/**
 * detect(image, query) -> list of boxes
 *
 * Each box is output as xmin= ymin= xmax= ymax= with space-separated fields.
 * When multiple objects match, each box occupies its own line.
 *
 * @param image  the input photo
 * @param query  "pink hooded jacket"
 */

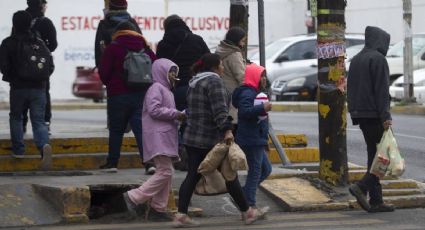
xmin=142 ymin=58 xmax=181 ymax=163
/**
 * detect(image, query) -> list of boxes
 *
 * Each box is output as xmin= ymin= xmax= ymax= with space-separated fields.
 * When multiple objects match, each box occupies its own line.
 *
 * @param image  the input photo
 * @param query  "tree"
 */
xmin=316 ymin=0 xmax=348 ymax=185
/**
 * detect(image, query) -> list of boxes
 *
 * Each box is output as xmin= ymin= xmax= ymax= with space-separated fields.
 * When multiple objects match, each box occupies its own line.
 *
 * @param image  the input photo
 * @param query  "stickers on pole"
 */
xmin=317 ymin=42 xmax=345 ymax=60
xmin=230 ymin=0 xmax=248 ymax=6
xmin=310 ymin=0 xmax=317 ymax=17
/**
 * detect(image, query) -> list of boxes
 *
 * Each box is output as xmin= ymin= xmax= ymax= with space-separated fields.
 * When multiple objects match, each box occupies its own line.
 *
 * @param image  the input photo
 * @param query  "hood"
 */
xmin=215 ymin=40 xmax=241 ymax=58
xmin=188 ymin=72 xmax=220 ymax=88
xmin=113 ymin=34 xmax=146 ymax=51
xmin=106 ymin=11 xmax=132 ymax=25
xmin=162 ymin=19 xmax=192 ymax=45
xmin=243 ymin=63 xmax=265 ymax=91
xmin=25 ymin=7 xmax=44 ymax=18
xmin=152 ymin=58 xmax=178 ymax=89
xmin=365 ymin=26 xmax=391 ymax=56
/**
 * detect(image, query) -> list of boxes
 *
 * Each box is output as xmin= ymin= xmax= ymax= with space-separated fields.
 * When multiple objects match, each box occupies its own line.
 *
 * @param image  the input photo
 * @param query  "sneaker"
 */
xmin=173 ymin=212 xmax=199 ymax=228
xmin=243 ymin=207 xmax=262 ymax=225
xmin=147 ymin=208 xmax=173 ymax=222
xmin=11 ymin=153 xmax=25 ymax=159
xmin=100 ymin=162 xmax=118 ymax=173
xmin=368 ymin=203 xmax=395 ymax=213
xmin=123 ymin=192 xmax=138 ymax=217
xmin=39 ymin=144 xmax=52 ymax=170
xmin=349 ymin=184 xmax=370 ymax=211
xmin=145 ymin=166 xmax=156 ymax=175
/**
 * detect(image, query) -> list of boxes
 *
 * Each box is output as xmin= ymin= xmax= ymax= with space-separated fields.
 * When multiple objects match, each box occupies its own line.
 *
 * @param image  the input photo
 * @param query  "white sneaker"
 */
xmin=40 ymin=144 xmax=52 ymax=170
xmin=173 ymin=212 xmax=199 ymax=228
xmin=242 ymin=207 xmax=262 ymax=225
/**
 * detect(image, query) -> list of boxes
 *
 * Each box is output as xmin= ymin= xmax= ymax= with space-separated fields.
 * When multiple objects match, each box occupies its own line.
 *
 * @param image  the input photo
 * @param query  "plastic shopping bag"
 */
xmin=370 ymin=129 xmax=405 ymax=178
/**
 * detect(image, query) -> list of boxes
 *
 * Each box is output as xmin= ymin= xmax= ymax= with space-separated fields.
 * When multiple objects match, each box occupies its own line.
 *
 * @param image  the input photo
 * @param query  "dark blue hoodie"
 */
xmin=232 ymin=63 xmax=268 ymax=146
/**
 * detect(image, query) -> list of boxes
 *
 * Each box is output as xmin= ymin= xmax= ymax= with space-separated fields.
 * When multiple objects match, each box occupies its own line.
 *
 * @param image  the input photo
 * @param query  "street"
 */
xmin=8 ymin=209 xmax=425 ymax=230
xmin=270 ymin=111 xmax=425 ymax=183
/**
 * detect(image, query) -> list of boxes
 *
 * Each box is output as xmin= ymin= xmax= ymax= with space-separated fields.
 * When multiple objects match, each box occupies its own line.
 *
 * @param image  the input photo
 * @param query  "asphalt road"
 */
xmin=270 ymin=111 xmax=425 ymax=183
xmin=9 ymin=209 xmax=425 ymax=230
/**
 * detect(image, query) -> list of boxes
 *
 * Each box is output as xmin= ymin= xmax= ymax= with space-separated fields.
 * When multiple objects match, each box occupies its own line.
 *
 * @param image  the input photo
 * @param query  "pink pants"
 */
xmin=127 ymin=155 xmax=174 ymax=212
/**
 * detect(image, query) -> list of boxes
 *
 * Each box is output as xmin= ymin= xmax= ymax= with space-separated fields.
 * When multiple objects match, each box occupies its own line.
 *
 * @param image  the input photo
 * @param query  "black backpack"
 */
xmin=113 ymin=42 xmax=153 ymax=89
xmin=15 ymin=33 xmax=53 ymax=82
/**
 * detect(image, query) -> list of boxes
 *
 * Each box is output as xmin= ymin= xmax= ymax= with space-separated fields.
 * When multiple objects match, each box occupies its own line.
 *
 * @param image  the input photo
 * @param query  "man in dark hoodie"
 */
xmin=156 ymin=15 xmax=210 ymax=111
xmin=0 ymin=10 xmax=52 ymax=170
xmin=23 ymin=0 xmax=57 ymax=134
xmin=347 ymin=26 xmax=394 ymax=213
xmin=94 ymin=0 xmax=141 ymax=68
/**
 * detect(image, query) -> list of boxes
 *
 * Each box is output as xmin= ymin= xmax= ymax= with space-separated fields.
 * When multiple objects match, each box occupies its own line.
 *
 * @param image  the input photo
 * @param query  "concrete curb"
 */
xmin=33 ymin=184 xmax=90 ymax=223
xmin=260 ymin=172 xmax=425 ymax=212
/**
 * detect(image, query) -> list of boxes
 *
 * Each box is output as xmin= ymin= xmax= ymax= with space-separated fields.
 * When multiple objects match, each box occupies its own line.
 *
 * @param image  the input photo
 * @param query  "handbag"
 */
xmin=195 ymin=170 xmax=227 ymax=196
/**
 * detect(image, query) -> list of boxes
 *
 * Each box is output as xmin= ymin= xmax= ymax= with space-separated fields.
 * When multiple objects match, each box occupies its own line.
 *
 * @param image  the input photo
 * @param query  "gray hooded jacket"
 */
xmin=347 ymin=26 xmax=392 ymax=123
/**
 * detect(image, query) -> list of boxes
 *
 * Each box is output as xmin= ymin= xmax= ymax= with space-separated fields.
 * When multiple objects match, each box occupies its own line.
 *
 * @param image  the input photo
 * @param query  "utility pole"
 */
xmin=403 ymin=0 xmax=415 ymax=103
xmin=316 ymin=0 xmax=348 ymax=186
xmin=229 ymin=0 xmax=249 ymax=58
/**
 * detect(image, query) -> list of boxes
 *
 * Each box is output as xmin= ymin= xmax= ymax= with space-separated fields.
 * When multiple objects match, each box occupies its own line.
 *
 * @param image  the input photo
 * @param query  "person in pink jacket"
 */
xmin=123 ymin=58 xmax=186 ymax=221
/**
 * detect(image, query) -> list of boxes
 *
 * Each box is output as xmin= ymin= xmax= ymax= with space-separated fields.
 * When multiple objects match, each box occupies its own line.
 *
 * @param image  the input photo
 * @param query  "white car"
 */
xmin=386 ymin=34 xmax=425 ymax=83
xmin=389 ymin=68 xmax=425 ymax=104
xmin=250 ymin=34 xmax=365 ymax=83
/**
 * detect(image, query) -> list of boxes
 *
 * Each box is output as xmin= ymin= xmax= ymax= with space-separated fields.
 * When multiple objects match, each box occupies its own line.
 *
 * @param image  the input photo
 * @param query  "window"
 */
xmin=279 ymin=40 xmax=317 ymax=61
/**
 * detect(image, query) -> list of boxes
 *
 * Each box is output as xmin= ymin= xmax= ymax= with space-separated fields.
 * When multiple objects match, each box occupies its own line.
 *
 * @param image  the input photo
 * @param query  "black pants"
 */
xmin=356 ymin=118 xmax=384 ymax=206
xmin=178 ymin=145 xmax=249 ymax=214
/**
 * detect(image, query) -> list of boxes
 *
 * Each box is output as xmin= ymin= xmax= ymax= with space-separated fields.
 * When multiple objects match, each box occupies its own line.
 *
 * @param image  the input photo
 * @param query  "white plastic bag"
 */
xmin=370 ymin=129 xmax=405 ymax=178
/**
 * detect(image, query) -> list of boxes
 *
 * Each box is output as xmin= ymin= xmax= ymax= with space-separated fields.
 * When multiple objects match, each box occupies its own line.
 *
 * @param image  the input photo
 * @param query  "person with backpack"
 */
xmin=95 ymin=0 xmax=141 ymax=68
xmin=156 ymin=14 xmax=210 ymax=171
xmin=123 ymin=58 xmax=185 ymax=221
xmin=22 ymin=0 xmax=57 ymax=134
xmin=0 ymin=10 xmax=53 ymax=170
xmin=98 ymin=21 xmax=156 ymax=173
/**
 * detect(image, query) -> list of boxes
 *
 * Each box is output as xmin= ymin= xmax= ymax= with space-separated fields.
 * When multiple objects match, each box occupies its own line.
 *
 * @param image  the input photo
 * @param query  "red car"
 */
xmin=72 ymin=66 xmax=105 ymax=103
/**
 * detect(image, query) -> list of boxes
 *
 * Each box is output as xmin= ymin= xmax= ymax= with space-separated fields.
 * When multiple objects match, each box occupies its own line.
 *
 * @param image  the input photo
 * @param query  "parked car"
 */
xmin=270 ymin=43 xmax=364 ymax=101
xmin=270 ymin=67 xmax=317 ymax=101
xmin=386 ymin=34 xmax=425 ymax=83
xmin=250 ymin=34 xmax=364 ymax=83
xmin=389 ymin=68 xmax=425 ymax=104
xmin=72 ymin=66 xmax=105 ymax=103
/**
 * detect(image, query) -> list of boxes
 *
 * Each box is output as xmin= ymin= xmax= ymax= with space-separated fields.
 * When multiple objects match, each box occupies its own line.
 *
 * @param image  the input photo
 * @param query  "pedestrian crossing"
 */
xmin=28 ymin=211 xmax=424 ymax=230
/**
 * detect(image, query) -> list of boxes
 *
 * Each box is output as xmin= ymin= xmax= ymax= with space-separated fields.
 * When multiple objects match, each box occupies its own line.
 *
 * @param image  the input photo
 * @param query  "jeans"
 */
xmin=9 ymin=88 xmax=49 ymax=155
xmin=356 ymin=118 xmax=384 ymax=206
xmin=22 ymin=81 xmax=51 ymax=127
xmin=106 ymin=92 xmax=145 ymax=165
xmin=178 ymin=145 xmax=249 ymax=214
xmin=240 ymin=145 xmax=272 ymax=206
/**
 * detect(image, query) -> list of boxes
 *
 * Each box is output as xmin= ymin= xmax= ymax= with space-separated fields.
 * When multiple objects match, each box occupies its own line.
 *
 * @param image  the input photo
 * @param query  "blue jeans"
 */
xmin=241 ymin=145 xmax=272 ymax=207
xmin=107 ymin=92 xmax=145 ymax=165
xmin=9 ymin=88 xmax=49 ymax=155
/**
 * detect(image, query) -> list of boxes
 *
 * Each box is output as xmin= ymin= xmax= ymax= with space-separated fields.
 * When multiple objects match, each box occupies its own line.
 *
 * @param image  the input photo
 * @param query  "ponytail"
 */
xmin=191 ymin=53 xmax=221 ymax=75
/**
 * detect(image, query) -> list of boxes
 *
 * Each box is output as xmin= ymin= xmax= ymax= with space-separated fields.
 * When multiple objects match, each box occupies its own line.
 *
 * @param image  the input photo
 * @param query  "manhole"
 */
xmin=88 ymin=184 xmax=143 ymax=219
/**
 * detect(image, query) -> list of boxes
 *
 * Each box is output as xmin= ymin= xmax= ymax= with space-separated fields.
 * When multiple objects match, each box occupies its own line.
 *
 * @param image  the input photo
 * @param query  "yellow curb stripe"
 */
xmin=0 ymin=153 xmax=142 ymax=172
xmin=268 ymin=147 xmax=319 ymax=163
